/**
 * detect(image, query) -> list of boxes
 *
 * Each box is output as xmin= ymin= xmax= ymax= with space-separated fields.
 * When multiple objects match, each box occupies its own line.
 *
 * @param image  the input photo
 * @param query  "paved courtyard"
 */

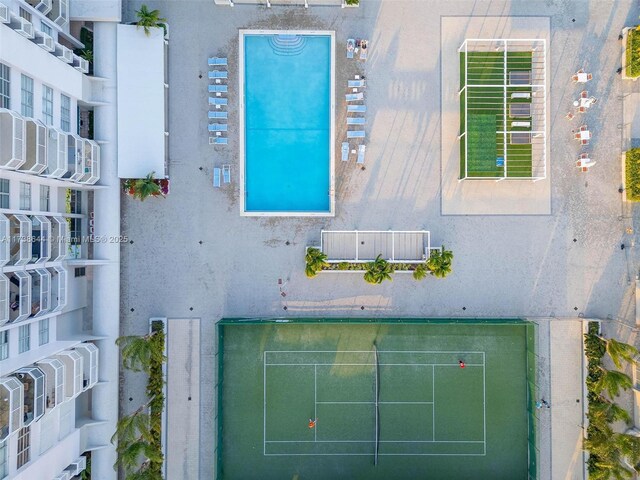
xmin=118 ymin=1 xmax=640 ymax=478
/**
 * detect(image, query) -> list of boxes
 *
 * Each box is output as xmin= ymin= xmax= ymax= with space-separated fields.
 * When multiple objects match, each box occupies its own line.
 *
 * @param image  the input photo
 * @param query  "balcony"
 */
xmin=26 ymin=0 xmax=52 ymax=15
xmin=54 ymin=350 xmax=83 ymax=400
xmin=9 ymin=214 xmax=32 ymax=266
xmin=50 ymin=217 xmax=68 ymax=262
xmin=0 ymin=214 xmax=9 ymax=266
xmin=48 ymin=0 xmax=68 ymax=27
xmin=0 ymin=377 xmax=24 ymax=441
xmin=0 ymin=3 xmax=8 ymax=23
xmin=14 ymin=367 xmax=45 ymax=426
xmin=0 ymin=109 xmax=26 ymax=169
xmin=30 ymin=268 xmax=51 ymax=317
xmin=20 ymin=118 xmax=47 ymax=175
xmin=36 ymin=357 xmax=65 ymax=411
xmin=79 ymin=140 xmax=99 ymax=185
xmin=32 ymin=216 xmax=51 ymax=263
xmin=0 ymin=273 xmax=8 ymax=327
xmin=45 ymin=127 xmax=68 ymax=178
xmin=65 ymin=134 xmax=84 ymax=182
xmin=74 ymin=343 xmax=98 ymax=390
xmin=50 ymin=266 xmax=66 ymax=312
xmin=9 ymin=271 xmax=31 ymax=323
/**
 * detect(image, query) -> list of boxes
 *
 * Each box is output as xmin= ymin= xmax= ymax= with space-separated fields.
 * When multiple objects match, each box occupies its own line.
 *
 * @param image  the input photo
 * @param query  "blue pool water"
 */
xmin=244 ymin=34 xmax=331 ymax=213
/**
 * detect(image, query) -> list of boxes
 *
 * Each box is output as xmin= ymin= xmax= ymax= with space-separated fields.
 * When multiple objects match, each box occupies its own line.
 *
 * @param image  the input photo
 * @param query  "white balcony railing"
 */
xmin=45 ymin=126 xmax=68 ymax=178
xmin=0 ymin=2 xmax=9 ymax=23
xmin=0 ymin=109 xmax=26 ymax=169
xmin=36 ymin=357 xmax=65 ymax=411
xmin=0 ymin=377 xmax=24 ymax=441
xmin=21 ymin=118 xmax=48 ymax=174
xmin=54 ymin=350 xmax=83 ymax=400
xmin=50 ymin=265 xmax=66 ymax=312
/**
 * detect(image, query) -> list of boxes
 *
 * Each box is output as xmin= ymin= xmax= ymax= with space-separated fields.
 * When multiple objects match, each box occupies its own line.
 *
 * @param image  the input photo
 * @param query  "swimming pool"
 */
xmin=239 ymin=30 xmax=335 ymax=216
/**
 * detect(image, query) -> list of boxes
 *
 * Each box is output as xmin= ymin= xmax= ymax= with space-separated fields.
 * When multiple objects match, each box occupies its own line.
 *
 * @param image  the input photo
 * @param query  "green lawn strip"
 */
xmin=467 ymin=114 xmax=498 ymax=175
xmin=625 ymin=148 xmax=640 ymax=201
xmin=627 ymin=30 xmax=640 ymax=78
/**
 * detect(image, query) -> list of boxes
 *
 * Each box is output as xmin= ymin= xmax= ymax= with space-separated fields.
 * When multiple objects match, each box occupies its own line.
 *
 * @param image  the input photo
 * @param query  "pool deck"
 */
xmin=120 ymin=1 xmax=640 ymax=479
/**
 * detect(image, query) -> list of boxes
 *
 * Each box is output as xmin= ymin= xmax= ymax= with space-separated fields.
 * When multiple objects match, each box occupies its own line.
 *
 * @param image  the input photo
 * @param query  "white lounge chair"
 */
xmin=357 ymin=145 xmax=366 ymax=164
xmin=345 ymin=93 xmax=364 ymax=102
xmin=209 ymin=97 xmax=228 ymax=106
xmin=341 ymin=142 xmax=349 ymax=162
xmin=347 ymin=117 xmax=366 ymax=125
xmin=348 ymin=105 xmax=366 ymax=113
xmin=348 ymin=80 xmax=365 ymax=88
xmin=209 ymin=71 xmax=228 ymax=79
xmin=208 ymin=124 xmax=228 ymax=132
xmin=347 ymin=130 xmax=365 ymax=139
xmin=208 ymin=57 xmax=227 ymax=66
xmin=347 ymin=39 xmax=355 ymax=59
xmin=511 ymin=92 xmax=530 ymax=99
xmin=213 ymin=167 xmax=221 ymax=187
xmin=223 ymin=165 xmax=231 ymax=183
xmin=208 ymin=111 xmax=228 ymax=119
xmin=208 ymin=85 xmax=228 ymax=93
xmin=214 ymin=137 xmax=228 ymax=145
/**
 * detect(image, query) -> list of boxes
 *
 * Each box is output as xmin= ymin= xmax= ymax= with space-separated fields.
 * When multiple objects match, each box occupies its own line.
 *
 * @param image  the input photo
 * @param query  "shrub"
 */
xmin=345 ymin=0 xmax=359 ymax=4
xmin=626 ymin=149 xmax=640 ymax=201
xmin=338 ymin=262 xmax=349 ymax=270
xmin=627 ymin=30 xmax=640 ymax=78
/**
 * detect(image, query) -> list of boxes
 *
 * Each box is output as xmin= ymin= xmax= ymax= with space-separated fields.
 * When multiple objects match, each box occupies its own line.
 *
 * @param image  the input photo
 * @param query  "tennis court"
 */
xmin=217 ymin=320 xmax=537 ymax=480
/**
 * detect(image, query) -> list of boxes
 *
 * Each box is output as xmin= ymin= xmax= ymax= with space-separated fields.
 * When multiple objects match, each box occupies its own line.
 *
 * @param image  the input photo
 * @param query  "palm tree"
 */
xmin=111 ymin=407 xmax=152 ymax=447
xmin=596 ymin=367 xmax=633 ymax=399
xmin=602 ymin=337 xmax=639 ymax=370
xmin=364 ymin=255 xmax=393 ymax=285
xmin=589 ymin=398 xmax=632 ymax=426
xmin=119 ymin=438 xmax=163 ymax=473
xmin=412 ymin=263 xmax=428 ymax=280
xmin=131 ymin=173 xmax=162 ymax=201
xmin=426 ymin=246 xmax=453 ymax=279
xmin=116 ymin=333 xmax=164 ymax=373
xmin=305 ymin=247 xmax=328 ymax=278
xmin=135 ymin=5 xmax=166 ymax=36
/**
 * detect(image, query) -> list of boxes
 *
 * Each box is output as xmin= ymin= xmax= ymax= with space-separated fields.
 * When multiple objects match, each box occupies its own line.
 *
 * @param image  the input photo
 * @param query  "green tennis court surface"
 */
xmin=218 ymin=320 xmax=535 ymax=480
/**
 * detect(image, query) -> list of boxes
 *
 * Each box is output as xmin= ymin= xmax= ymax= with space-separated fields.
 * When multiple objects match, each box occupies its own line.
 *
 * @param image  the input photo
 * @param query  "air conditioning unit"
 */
xmin=34 ymin=31 xmax=55 ymax=52
xmin=66 ymin=455 xmax=87 ymax=475
xmin=52 ymin=471 xmax=71 ymax=480
xmin=15 ymin=18 xmax=35 ymax=39
xmin=72 ymin=54 xmax=89 ymax=74
xmin=35 ymin=0 xmax=52 ymax=15
xmin=55 ymin=44 xmax=73 ymax=64
xmin=0 ymin=3 xmax=9 ymax=23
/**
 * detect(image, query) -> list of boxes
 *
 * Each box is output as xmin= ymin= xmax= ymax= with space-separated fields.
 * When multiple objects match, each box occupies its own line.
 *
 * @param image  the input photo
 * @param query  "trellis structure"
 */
xmin=458 ymin=39 xmax=546 ymax=181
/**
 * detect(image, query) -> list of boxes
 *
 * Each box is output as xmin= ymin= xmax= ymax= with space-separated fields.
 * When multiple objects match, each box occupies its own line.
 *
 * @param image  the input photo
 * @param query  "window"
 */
xmin=0 ymin=63 xmax=9 ymax=109
xmin=38 ymin=319 xmax=49 ymax=346
xmin=18 ymin=325 xmax=30 ymax=354
xmin=74 ymin=267 xmax=86 ymax=277
xmin=16 ymin=427 xmax=29 ymax=469
xmin=60 ymin=95 xmax=70 ymax=132
xmin=20 ymin=75 xmax=33 ymax=118
xmin=69 ymin=219 xmax=81 ymax=246
xmin=69 ymin=190 xmax=82 ymax=214
xmin=0 ymin=180 xmax=9 ymax=209
xmin=18 ymin=7 xmax=31 ymax=22
xmin=39 ymin=185 xmax=49 ymax=212
xmin=0 ymin=441 xmax=7 ymax=478
xmin=40 ymin=21 xmax=52 ymax=37
xmin=0 ymin=330 xmax=7 ymax=360
xmin=42 ymin=86 xmax=53 ymax=126
xmin=19 ymin=183 xmax=31 ymax=211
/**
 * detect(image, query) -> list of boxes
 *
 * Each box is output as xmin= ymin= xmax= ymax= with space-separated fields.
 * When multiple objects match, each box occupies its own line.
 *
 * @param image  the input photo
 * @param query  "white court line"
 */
xmin=316 ymin=401 xmax=433 ymax=405
xmin=483 ymin=351 xmax=486 ymax=455
xmin=266 ymin=363 xmax=485 ymax=367
xmin=266 ymin=440 xmax=485 ymax=443
xmin=264 ymin=453 xmax=487 ymax=457
xmin=263 ymin=351 xmax=488 ymax=457
xmin=432 ymin=364 xmax=435 ymax=441
xmin=314 ymin=364 xmax=317 ymax=442
xmin=265 ymin=350 xmax=488 ymax=354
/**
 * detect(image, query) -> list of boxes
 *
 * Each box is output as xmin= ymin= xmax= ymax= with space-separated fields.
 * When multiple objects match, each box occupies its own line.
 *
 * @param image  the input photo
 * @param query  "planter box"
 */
xmin=149 ymin=317 xmax=168 ymax=480
xmin=623 ymin=27 xmax=639 ymax=81
xmin=342 ymin=0 xmax=359 ymax=6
